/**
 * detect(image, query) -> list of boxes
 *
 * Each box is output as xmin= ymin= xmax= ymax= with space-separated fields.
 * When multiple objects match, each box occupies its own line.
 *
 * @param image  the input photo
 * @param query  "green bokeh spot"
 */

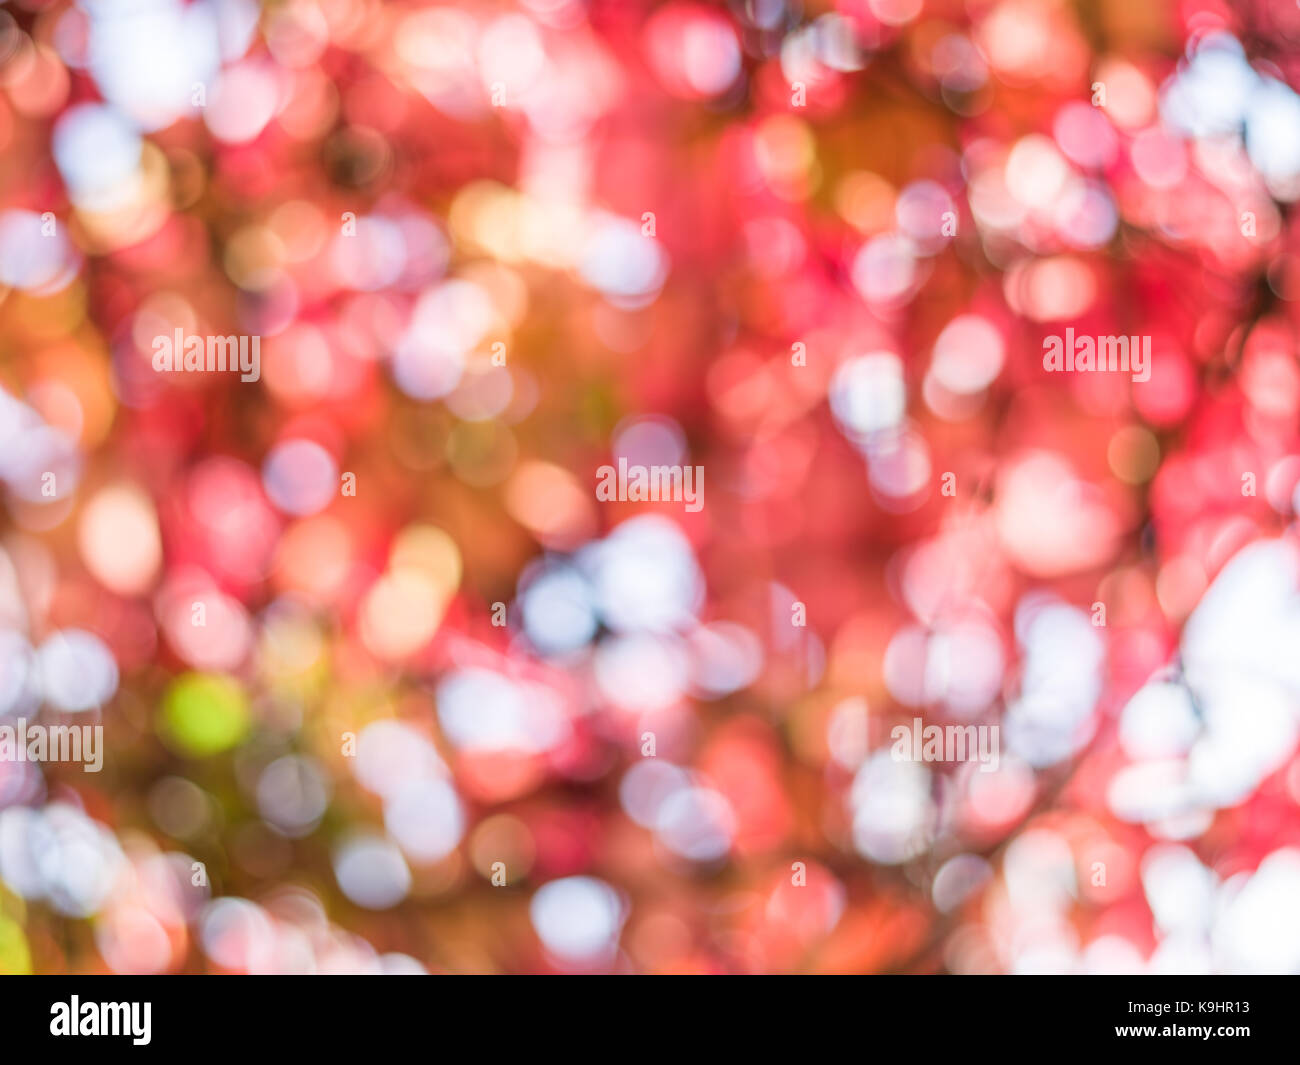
xmin=159 ymin=673 xmax=250 ymax=757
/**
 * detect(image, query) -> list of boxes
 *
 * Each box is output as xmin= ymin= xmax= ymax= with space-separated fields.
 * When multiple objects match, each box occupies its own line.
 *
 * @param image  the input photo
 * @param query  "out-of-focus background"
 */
xmin=2 ymin=0 xmax=1300 ymax=975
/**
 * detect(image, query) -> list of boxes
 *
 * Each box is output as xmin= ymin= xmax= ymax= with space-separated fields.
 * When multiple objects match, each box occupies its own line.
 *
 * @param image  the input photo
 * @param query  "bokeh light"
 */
xmin=3 ymin=0 xmax=1300 ymax=979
